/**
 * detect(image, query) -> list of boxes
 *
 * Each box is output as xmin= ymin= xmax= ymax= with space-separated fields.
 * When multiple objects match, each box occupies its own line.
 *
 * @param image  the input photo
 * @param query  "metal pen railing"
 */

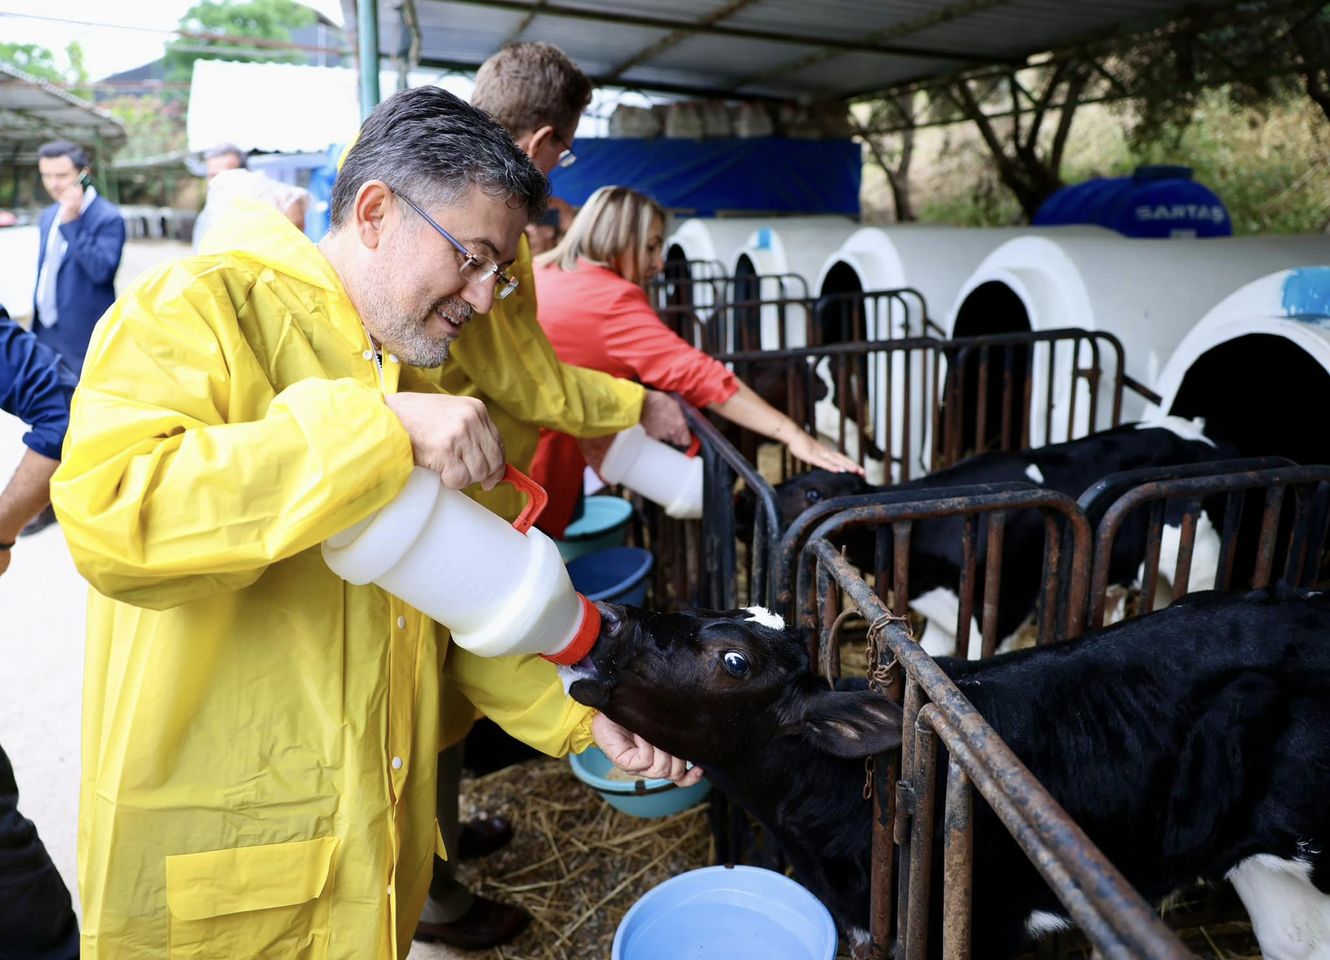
xmin=802 ymin=543 xmax=1193 ymax=960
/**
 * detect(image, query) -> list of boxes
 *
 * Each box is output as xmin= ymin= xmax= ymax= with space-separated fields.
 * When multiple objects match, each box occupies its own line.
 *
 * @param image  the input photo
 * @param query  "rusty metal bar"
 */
xmin=904 ymin=715 xmax=939 ymax=960
xmin=1253 ymin=485 xmax=1285 ymax=588
xmin=941 ymin=755 xmax=974 ymax=960
xmin=869 ymin=605 xmax=903 ymax=957
xmin=892 ymin=520 xmax=912 ymax=616
xmin=980 ymin=511 xmax=1005 ymax=657
xmin=1170 ymin=498 xmax=1201 ymax=595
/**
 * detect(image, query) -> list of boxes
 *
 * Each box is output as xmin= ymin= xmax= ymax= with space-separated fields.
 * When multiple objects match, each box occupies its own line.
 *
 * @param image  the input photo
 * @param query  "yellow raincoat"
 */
xmin=52 ymin=206 xmax=597 ymax=960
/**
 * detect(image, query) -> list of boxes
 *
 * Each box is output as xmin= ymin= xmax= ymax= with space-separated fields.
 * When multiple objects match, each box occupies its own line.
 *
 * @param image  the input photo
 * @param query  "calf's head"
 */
xmin=566 ymin=604 xmax=902 ymax=770
xmin=775 ymin=469 xmax=873 ymax=527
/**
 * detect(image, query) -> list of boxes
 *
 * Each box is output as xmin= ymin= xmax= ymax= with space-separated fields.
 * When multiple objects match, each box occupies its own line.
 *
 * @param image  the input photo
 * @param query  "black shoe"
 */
xmin=19 ymin=505 xmax=56 ymax=538
xmin=412 ymin=894 xmax=532 ymax=950
xmin=457 ymin=815 xmax=514 ymax=861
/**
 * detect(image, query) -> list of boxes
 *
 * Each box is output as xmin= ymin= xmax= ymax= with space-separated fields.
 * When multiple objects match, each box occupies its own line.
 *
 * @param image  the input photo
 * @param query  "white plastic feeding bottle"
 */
xmin=321 ymin=465 xmax=600 ymax=665
xmin=596 ymin=425 xmax=704 ymax=519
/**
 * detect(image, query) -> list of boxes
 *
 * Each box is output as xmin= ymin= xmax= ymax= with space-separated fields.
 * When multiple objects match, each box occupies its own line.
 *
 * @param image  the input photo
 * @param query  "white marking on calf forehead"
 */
xmin=1025 ymin=910 xmax=1072 ymax=939
xmin=743 ymin=606 xmax=787 ymax=630
xmin=1024 ymin=462 xmax=1045 ymax=484
xmin=1135 ymin=414 xmax=1215 ymax=447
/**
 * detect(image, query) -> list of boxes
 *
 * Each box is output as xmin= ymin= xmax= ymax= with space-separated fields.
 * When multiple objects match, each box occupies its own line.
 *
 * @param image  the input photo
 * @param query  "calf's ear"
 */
xmin=798 ymin=688 xmax=903 ymax=759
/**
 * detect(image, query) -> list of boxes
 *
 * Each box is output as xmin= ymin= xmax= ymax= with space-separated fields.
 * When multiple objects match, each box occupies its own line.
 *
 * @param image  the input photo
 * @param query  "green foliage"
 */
xmin=104 ymin=95 xmax=188 ymax=161
xmin=0 ymin=42 xmax=61 ymax=83
xmin=0 ymin=40 xmax=89 ymax=96
xmin=62 ymin=42 xmax=90 ymax=101
xmin=165 ymin=0 xmax=317 ymax=89
xmin=1077 ymin=88 xmax=1330 ymax=235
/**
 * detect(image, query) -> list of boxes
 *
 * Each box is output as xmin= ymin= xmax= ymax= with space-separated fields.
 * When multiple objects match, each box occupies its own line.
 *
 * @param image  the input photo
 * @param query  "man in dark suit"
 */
xmin=31 ymin=140 xmax=125 ymax=378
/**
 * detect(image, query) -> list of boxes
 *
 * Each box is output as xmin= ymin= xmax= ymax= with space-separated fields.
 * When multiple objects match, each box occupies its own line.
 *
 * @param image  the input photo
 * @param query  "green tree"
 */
xmin=63 ymin=41 xmax=90 ymax=100
xmin=104 ymin=94 xmax=188 ymax=161
xmin=0 ymin=40 xmax=89 ymax=95
xmin=165 ymin=0 xmax=316 ymax=90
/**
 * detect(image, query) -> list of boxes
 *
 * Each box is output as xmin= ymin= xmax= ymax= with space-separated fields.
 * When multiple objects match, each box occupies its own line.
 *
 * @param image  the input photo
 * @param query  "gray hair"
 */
xmin=331 ymin=85 xmax=548 ymax=228
xmin=204 ymin=143 xmax=248 ymax=168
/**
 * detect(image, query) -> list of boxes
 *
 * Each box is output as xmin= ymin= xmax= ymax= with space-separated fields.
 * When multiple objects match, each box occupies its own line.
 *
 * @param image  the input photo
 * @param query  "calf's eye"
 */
xmin=721 ymin=650 xmax=751 ymax=678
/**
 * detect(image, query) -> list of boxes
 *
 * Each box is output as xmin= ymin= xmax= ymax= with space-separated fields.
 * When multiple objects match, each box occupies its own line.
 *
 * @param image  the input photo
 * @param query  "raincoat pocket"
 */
xmin=165 ymin=835 xmax=339 ymax=959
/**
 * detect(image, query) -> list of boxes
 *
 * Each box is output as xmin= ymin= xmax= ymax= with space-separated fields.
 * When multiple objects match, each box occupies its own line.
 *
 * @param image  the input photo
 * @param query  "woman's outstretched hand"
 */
xmin=785 ymin=431 xmax=865 ymax=475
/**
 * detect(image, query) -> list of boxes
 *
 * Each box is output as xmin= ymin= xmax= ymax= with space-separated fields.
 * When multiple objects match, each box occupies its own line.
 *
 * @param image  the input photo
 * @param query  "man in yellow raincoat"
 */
xmin=51 ymin=86 xmax=698 ymax=960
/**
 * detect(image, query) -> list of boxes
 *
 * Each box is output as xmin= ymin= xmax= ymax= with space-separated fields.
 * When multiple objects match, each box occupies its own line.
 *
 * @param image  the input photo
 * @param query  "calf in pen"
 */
xmin=773 ymin=416 xmax=1242 ymax=656
xmin=562 ymin=587 xmax=1330 ymax=960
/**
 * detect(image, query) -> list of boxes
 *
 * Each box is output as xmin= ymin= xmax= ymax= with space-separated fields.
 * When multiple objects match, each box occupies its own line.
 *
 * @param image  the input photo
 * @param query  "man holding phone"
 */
xmin=32 ymin=140 xmax=126 ymax=378
xmin=28 ymin=140 xmax=124 ymax=535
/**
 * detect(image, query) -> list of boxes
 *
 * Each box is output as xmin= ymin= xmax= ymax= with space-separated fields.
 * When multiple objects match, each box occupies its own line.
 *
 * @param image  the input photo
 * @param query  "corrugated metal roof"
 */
xmin=386 ymin=0 xmax=1245 ymax=100
xmin=0 ymin=63 xmax=126 ymax=163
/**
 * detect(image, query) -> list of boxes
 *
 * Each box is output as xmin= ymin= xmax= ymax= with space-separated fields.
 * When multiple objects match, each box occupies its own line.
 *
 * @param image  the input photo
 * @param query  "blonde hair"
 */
xmin=537 ymin=186 xmax=667 ymax=285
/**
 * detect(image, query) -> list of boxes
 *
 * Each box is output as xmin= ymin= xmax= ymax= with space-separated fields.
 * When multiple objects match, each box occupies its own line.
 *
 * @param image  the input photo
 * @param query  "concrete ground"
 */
xmin=0 ymin=238 xmax=459 ymax=958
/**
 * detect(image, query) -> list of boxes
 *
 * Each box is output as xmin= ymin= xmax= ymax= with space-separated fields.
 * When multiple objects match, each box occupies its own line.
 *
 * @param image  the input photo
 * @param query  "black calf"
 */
xmin=568 ymin=588 xmax=1330 ymax=960
xmin=776 ymin=418 xmax=1240 ymax=651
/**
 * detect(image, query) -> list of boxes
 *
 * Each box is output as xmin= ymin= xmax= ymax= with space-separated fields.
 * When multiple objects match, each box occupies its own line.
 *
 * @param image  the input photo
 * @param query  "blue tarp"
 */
xmin=548 ymin=137 xmax=861 ymax=217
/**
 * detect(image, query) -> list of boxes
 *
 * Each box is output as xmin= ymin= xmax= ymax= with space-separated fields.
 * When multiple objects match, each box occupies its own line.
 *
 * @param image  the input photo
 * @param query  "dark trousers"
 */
xmin=0 ymin=743 xmax=79 ymax=960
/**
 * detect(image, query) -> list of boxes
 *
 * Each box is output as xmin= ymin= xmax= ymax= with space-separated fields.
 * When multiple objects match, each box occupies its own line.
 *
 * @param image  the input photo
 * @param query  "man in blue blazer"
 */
xmin=31 ymin=140 xmax=125 ymax=377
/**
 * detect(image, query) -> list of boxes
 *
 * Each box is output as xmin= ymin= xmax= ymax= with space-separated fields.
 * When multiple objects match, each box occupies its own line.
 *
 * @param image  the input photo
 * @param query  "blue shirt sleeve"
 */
xmin=0 ymin=307 xmax=77 ymax=460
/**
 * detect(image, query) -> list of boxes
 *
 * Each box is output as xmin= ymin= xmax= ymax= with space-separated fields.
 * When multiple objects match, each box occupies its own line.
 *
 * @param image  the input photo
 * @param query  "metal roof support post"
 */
xmin=358 ymin=0 xmax=381 ymax=122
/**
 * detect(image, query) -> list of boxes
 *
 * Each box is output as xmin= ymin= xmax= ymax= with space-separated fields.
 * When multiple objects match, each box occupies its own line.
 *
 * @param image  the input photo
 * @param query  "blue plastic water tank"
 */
xmin=1034 ymin=165 xmax=1231 ymax=238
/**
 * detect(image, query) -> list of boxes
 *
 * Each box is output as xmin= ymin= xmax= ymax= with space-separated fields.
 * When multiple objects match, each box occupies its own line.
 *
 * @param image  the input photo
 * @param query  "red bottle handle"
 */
xmin=685 ymin=435 xmax=701 ymax=458
xmin=502 ymin=464 xmax=549 ymax=534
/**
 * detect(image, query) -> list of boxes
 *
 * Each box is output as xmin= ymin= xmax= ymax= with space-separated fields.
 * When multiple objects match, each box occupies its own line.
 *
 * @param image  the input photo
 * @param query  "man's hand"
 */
xmin=385 ymin=392 xmax=506 ymax=490
xmin=56 ymin=181 xmax=83 ymax=224
xmin=639 ymin=390 xmax=690 ymax=448
xmin=590 ymin=712 xmax=704 ymax=787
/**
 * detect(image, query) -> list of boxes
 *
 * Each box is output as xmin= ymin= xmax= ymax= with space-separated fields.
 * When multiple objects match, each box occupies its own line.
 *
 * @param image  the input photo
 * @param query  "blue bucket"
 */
xmin=556 ymin=495 xmax=634 ymax=562
xmin=568 ymin=745 xmax=710 ymax=819
xmin=613 ymin=865 xmax=837 ymax=960
xmin=566 ymin=546 xmax=654 ymax=607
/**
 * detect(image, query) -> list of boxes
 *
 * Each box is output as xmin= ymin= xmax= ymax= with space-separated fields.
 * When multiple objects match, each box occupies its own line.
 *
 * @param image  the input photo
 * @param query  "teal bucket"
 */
xmin=556 ymin=495 xmax=633 ymax=562
xmin=568 ymin=746 xmax=710 ymax=819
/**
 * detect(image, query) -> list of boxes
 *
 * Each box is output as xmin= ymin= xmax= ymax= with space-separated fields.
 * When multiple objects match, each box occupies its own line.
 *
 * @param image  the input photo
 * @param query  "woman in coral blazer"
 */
xmin=532 ymin=185 xmax=861 ymax=536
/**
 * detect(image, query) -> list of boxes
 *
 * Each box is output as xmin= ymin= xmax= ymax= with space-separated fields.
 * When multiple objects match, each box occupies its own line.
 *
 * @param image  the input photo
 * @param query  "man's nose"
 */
xmin=461 ymin=278 xmax=495 ymax=316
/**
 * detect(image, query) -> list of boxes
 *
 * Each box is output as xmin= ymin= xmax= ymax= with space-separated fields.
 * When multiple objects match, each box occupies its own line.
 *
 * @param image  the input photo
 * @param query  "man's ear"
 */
xmin=795 ymin=687 xmax=903 ymax=759
xmin=353 ymin=180 xmax=392 ymax=250
xmin=525 ymin=125 xmax=557 ymax=158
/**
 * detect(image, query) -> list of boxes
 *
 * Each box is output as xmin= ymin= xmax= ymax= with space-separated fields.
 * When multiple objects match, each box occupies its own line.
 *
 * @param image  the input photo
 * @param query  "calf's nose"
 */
xmin=595 ymin=602 xmax=624 ymax=636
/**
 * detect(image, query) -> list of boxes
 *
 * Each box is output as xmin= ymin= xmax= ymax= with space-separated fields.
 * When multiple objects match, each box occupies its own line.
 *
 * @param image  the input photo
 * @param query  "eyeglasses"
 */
xmin=551 ymin=131 xmax=577 ymax=169
xmin=394 ymin=191 xmax=520 ymax=300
